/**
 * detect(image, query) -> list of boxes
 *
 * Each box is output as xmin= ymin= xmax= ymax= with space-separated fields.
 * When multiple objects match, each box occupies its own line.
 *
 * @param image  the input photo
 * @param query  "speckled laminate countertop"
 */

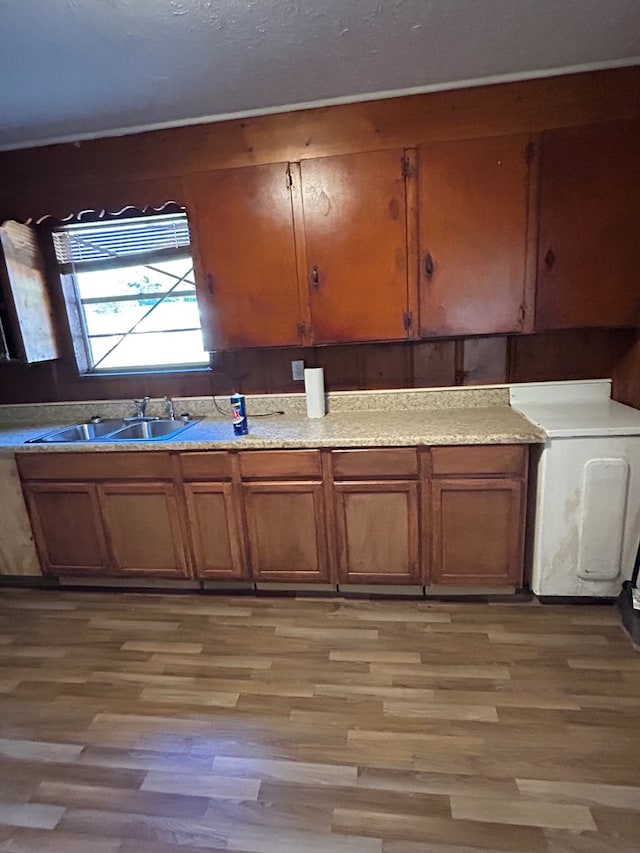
xmin=0 ymin=406 xmax=545 ymax=453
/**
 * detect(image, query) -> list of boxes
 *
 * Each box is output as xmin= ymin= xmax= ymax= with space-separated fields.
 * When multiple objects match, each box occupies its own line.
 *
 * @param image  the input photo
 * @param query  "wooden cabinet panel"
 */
xmin=23 ymin=483 xmax=108 ymax=575
xmin=184 ymin=483 xmax=245 ymax=579
xmin=536 ymin=119 xmax=640 ymax=330
xmin=243 ymin=482 xmax=329 ymax=582
xmin=418 ymin=134 xmax=532 ymax=336
xmin=332 ymin=448 xmax=418 ymax=479
xmin=188 ymin=162 xmax=303 ymax=350
xmin=239 ymin=450 xmax=321 ymax=480
xmin=431 ymin=445 xmax=526 ymax=476
xmin=17 ymin=452 xmax=173 ymax=481
xmin=335 ymin=481 xmax=420 ymax=584
xmin=431 ymin=478 xmax=524 ymax=586
xmin=300 ymin=149 xmax=410 ymax=344
xmin=0 ymin=220 xmax=60 ymax=363
xmin=98 ymin=482 xmax=189 ymax=578
xmin=179 ymin=451 xmax=232 ymax=481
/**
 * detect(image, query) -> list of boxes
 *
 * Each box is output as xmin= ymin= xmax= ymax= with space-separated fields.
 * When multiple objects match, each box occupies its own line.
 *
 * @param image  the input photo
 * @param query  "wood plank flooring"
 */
xmin=0 ymin=589 xmax=639 ymax=851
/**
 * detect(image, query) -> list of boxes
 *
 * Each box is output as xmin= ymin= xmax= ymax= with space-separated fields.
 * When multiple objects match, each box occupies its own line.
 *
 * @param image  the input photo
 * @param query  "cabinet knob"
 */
xmin=311 ymin=266 xmax=320 ymax=289
xmin=424 ymin=253 xmax=435 ymax=280
xmin=544 ymin=248 xmax=556 ymax=270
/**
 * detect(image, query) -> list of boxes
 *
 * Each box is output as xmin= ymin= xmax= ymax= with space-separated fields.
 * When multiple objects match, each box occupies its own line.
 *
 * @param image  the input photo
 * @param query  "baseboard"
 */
xmin=0 ymin=575 xmax=57 ymax=589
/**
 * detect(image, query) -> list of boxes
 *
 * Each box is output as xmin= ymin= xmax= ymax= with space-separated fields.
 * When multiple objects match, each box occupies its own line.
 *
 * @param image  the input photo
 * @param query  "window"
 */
xmin=52 ymin=212 xmax=209 ymax=373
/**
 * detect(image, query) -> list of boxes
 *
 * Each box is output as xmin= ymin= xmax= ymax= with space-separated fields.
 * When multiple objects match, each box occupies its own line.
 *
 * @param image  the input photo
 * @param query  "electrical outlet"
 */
xmin=291 ymin=359 xmax=305 ymax=381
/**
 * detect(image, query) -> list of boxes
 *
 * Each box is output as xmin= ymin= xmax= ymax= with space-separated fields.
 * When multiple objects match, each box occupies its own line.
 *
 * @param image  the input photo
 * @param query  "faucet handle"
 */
xmin=164 ymin=396 xmax=175 ymax=420
xmin=133 ymin=396 xmax=150 ymax=417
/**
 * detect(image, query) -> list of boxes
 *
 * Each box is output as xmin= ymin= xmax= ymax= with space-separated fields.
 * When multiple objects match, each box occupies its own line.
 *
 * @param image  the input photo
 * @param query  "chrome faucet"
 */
xmin=164 ymin=396 xmax=175 ymax=420
xmin=133 ymin=396 xmax=150 ymax=419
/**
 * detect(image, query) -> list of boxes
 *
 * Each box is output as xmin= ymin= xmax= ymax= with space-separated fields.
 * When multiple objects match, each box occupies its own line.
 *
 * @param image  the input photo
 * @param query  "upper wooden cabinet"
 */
xmin=300 ymin=149 xmax=412 ymax=344
xmin=188 ymin=162 xmax=303 ymax=350
xmin=0 ymin=220 xmax=60 ymax=363
xmin=417 ymin=134 xmax=534 ymax=337
xmin=535 ymin=119 xmax=640 ymax=330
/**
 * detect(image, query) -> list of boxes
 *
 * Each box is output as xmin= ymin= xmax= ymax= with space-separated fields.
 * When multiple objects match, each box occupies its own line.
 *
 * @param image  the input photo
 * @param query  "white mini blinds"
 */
xmin=52 ymin=213 xmax=191 ymax=271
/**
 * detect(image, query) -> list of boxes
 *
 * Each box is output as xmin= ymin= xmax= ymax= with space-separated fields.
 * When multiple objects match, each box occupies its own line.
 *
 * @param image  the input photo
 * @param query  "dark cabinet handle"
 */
xmin=311 ymin=266 xmax=320 ymax=289
xmin=207 ymin=273 xmax=215 ymax=295
xmin=424 ymin=253 xmax=435 ymax=279
xmin=544 ymin=248 xmax=556 ymax=270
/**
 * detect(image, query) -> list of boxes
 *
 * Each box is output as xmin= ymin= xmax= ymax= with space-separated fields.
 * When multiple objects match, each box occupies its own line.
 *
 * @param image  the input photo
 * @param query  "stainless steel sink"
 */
xmin=109 ymin=419 xmax=198 ymax=441
xmin=26 ymin=417 xmax=200 ymax=444
xmin=27 ymin=419 xmax=128 ymax=443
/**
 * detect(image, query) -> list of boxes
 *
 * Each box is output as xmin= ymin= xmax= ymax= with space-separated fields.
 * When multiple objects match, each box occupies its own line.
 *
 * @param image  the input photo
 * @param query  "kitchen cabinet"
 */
xmin=179 ymin=451 xmax=246 ymax=580
xmin=17 ymin=452 xmax=191 ymax=580
xmin=239 ymin=450 xmax=330 ymax=582
xmin=535 ymin=119 xmax=640 ymax=330
xmin=188 ymin=162 xmax=304 ymax=350
xmin=0 ymin=220 xmax=60 ymax=363
xmin=16 ymin=443 xmax=529 ymax=591
xmin=189 ymin=149 xmax=414 ymax=350
xmin=429 ymin=446 xmax=526 ymax=587
xmin=98 ymin=482 xmax=188 ymax=578
xmin=417 ymin=134 xmax=534 ymax=337
xmin=331 ymin=449 xmax=420 ymax=585
xmin=22 ymin=482 xmax=107 ymax=576
xmin=300 ymin=148 xmax=412 ymax=344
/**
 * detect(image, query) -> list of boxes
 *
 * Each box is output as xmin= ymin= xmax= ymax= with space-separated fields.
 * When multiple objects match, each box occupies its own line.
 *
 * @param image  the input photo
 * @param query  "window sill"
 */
xmin=78 ymin=366 xmax=211 ymax=379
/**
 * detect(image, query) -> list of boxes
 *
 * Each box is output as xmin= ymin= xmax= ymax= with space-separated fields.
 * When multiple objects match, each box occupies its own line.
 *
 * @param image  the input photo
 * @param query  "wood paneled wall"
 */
xmin=0 ymin=67 xmax=639 ymax=406
xmin=0 ymin=330 xmax=636 ymax=405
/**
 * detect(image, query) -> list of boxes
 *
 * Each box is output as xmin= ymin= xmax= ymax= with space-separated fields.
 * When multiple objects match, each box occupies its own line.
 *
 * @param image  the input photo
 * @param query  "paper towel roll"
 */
xmin=304 ymin=367 xmax=325 ymax=418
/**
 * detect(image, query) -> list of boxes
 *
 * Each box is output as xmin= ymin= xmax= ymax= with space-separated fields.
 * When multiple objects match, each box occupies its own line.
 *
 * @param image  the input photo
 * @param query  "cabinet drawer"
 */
xmin=239 ymin=450 xmax=321 ymax=479
xmin=332 ymin=448 xmax=418 ymax=479
xmin=179 ymin=451 xmax=232 ymax=481
xmin=17 ymin=452 xmax=173 ymax=481
xmin=431 ymin=445 xmax=526 ymax=477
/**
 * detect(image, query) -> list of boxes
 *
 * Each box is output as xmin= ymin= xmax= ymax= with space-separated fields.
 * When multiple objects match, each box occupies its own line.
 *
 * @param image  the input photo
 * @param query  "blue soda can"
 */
xmin=230 ymin=393 xmax=248 ymax=435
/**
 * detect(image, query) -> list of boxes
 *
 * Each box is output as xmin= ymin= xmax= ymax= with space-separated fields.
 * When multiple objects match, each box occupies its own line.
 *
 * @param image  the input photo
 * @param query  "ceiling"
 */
xmin=1 ymin=0 xmax=639 ymax=151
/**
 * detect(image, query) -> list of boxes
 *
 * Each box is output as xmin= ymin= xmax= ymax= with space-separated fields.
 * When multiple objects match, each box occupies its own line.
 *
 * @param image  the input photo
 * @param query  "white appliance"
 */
xmin=511 ymin=380 xmax=640 ymax=597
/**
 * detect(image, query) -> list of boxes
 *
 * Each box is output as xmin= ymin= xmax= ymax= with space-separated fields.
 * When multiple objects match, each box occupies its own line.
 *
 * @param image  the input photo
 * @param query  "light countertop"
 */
xmin=0 ymin=406 xmax=545 ymax=453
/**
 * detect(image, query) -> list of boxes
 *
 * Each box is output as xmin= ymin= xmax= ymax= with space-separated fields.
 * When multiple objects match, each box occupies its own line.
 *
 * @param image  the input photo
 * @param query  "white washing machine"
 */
xmin=511 ymin=380 xmax=640 ymax=598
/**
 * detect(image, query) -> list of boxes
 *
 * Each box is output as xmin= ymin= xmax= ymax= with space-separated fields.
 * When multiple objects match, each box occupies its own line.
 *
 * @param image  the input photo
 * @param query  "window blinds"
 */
xmin=52 ymin=213 xmax=191 ymax=271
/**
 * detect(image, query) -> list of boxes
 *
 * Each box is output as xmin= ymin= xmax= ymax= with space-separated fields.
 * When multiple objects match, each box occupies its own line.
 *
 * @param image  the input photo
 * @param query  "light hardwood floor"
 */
xmin=0 ymin=589 xmax=639 ymax=851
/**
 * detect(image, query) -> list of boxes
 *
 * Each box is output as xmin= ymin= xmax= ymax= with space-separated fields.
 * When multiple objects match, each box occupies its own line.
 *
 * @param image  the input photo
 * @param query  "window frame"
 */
xmin=49 ymin=209 xmax=211 ymax=376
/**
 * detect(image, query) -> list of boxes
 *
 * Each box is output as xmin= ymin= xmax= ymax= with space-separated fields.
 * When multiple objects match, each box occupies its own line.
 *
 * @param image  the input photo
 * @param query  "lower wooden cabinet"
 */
xmin=183 ymin=483 xmax=244 ymax=579
xmin=18 ymin=443 xmax=529 ymax=590
xmin=22 ymin=482 xmax=108 ymax=576
xmin=428 ymin=444 xmax=526 ymax=587
xmin=431 ymin=477 xmax=524 ymax=586
xmin=334 ymin=481 xmax=420 ymax=584
xmin=242 ymin=482 xmax=330 ymax=582
xmin=98 ymin=482 xmax=189 ymax=578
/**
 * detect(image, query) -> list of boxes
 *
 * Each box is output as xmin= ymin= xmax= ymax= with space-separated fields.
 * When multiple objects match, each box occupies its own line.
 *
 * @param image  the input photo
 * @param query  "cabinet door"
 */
xmin=98 ymin=482 xmax=189 ymax=578
xmin=334 ymin=481 xmax=420 ymax=584
xmin=536 ymin=120 xmax=640 ymax=330
xmin=300 ymin=149 xmax=410 ymax=344
xmin=0 ymin=220 xmax=60 ymax=362
xmin=184 ymin=483 xmax=245 ymax=580
xmin=431 ymin=478 xmax=524 ymax=586
xmin=188 ymin=162 xmax=303 ymax=349
xmin=242 ymin=482 xmax=329 ymax=582
xmin=23 ymin=482 xmax=108 ymax=575
xmin=418 ymin=134 xmax=532 ymax=337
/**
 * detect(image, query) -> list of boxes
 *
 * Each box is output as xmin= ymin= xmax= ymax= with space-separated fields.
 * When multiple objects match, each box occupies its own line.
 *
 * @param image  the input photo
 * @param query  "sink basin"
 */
xmin=26 ymin=417 xmax=200 ymax=444
xmin=27 ymin=419 xmax=127 ymax=443
xmin=109 ymin=419 xmax=198 ymax=441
